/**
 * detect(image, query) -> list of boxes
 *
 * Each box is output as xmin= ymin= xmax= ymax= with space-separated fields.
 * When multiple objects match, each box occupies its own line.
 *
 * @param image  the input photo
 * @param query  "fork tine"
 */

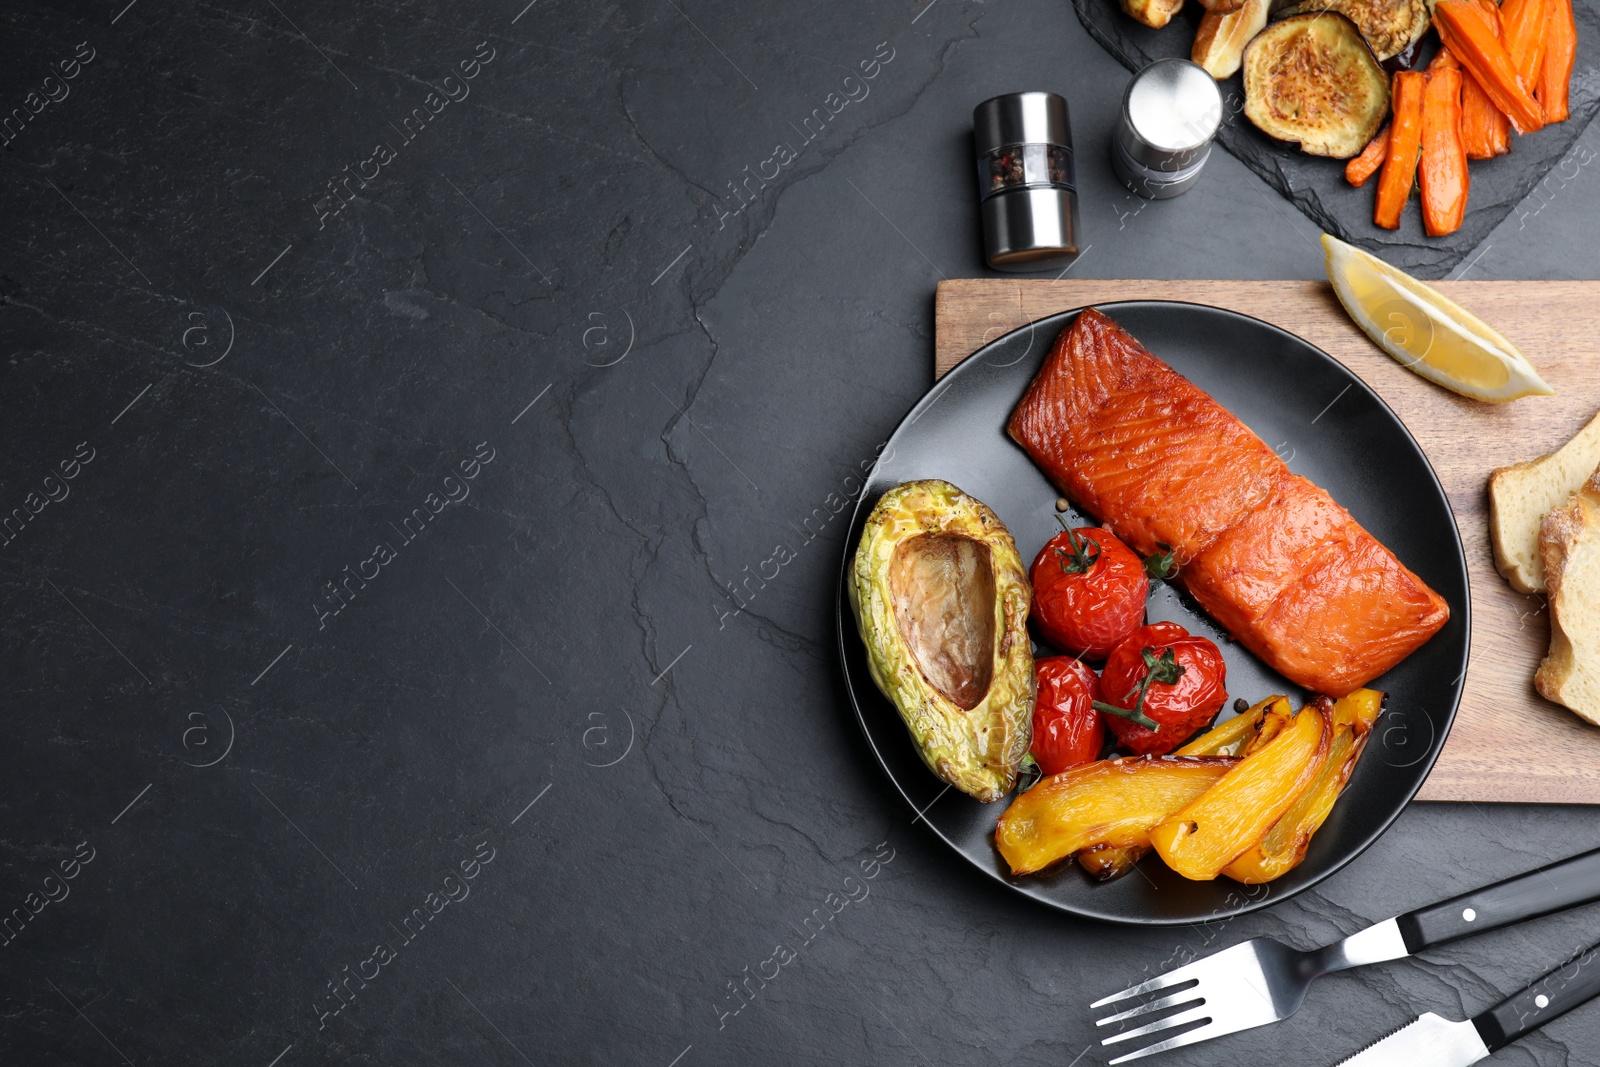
xmin=1099 ymin=1005 xmax=1211 ymax=1048
xmin=1088 ymin=964 xmax=1203 ymax=1009
xmin=1107 ymin=1017 xmax=1228 ymax=1065
xmin=1095 ymin=987 xmax=1204 ymax=1028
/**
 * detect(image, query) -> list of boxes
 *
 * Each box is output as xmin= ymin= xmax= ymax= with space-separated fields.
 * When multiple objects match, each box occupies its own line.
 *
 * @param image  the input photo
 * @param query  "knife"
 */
xmin=1333 ymin=937 xmax=1600 ymax=1066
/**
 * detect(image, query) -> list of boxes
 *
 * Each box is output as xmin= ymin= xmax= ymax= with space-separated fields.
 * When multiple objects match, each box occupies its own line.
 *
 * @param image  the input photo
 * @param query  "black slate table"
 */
xmin=3 ymin=2 xmax=1600 ymax=1065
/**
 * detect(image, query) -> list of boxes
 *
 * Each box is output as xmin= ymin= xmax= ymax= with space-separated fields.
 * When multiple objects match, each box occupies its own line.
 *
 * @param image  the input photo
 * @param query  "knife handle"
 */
xmin=1471 ymin=938 xmax=1600 ymax=1051
xmin=1394 ymin=845 xmax=1600 ymax=953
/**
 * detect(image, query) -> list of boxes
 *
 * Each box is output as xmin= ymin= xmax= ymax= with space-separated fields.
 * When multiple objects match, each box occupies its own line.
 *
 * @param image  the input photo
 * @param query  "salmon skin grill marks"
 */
xmin=1184 ymin=472 xmax=1353 ymax=635
xmin=1006 ymin=307 xmax=1284 ymax=563
xmin=1007 ymin=308 xmax=1449 ymax=696
xmin=1251 ymin=526 xmax=1450 ymax=695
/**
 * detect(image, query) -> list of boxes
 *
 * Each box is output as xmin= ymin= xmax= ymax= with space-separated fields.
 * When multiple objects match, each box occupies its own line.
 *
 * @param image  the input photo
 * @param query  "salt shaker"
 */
xmin=1112 ymin=59 xmax=1223 ymax=200
xmin=973 ymin=91 xmax=1081 ymax=272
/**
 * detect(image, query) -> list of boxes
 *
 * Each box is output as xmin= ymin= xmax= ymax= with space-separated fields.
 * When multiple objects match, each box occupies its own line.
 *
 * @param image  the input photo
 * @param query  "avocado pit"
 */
xmin=889 ymin=532 xmax=998 ymax=710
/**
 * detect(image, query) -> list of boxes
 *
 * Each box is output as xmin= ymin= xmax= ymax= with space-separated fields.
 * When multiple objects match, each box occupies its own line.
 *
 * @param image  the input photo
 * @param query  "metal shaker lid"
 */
xmin=1117 ymin=59 xmax=1222 ymax=173
xmin=973 ymin=91 xmax=1072 ymax=153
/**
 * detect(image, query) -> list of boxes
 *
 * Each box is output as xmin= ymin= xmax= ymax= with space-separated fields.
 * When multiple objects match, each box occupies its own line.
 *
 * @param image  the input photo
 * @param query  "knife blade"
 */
xmin=1332 ymin=934 xmax=1600 ymax=1067
xmin=1332 ymin=1012 xmax=1489 ymax=1067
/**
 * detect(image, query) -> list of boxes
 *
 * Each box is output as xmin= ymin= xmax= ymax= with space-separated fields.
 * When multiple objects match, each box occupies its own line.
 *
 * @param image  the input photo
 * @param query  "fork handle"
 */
xmin=1471 ymin=936 xmax=1600 ymax=1051
xmin=1395 ymin=844 xmax=1600 ymax=953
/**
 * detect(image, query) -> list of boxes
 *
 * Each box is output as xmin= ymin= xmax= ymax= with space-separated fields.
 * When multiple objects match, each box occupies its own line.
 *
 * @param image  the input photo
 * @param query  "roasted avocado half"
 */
xmin=849 ymin=479 xmax=1034 ymax=803
xmin=1243 ymin=13 xmax=1391 ymax=159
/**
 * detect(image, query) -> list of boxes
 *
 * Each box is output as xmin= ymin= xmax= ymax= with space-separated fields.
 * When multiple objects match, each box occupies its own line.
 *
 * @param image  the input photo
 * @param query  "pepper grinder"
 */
xmin=973 ymin=91 xmax=1081 ymax=272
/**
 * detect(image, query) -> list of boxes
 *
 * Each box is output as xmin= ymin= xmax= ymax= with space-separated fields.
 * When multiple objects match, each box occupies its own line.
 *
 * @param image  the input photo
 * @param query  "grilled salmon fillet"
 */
xmin=1007 ymin=307 xmax=1449 ymax=696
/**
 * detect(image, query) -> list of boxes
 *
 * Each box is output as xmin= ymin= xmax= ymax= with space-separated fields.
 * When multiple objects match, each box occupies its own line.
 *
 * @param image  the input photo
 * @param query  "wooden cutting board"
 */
xmin=935 ymin=279 xmax=1600 ymax=804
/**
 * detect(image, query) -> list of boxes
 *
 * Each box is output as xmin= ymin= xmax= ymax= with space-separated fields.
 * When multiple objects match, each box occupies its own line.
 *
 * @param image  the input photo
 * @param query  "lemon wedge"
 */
xmin=1322 ymin=233 xmax=1554 ymax=402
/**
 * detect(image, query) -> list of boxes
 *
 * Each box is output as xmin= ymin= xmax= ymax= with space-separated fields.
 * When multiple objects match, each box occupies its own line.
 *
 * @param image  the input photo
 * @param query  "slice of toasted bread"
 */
xmin=1193 ymin=0 xmax=1272 ymax=79
xmin=1489 ymin=409 xmax=1600 ymax=593
xmin=1536 ymin=471 xmax=1600 ymax=725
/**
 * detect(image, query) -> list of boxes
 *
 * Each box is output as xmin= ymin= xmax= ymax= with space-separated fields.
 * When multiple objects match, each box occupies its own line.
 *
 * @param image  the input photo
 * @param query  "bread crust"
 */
xmin=1489 ymin=409 xmax=1600 ymax=594
xmin=1535 ymin=470 xmax=1600 ymax=725
xmin=1489 ymin=465 xmax=1539 ymax=593
xmin=1193 ymin=0 xmax=1272 ymax=79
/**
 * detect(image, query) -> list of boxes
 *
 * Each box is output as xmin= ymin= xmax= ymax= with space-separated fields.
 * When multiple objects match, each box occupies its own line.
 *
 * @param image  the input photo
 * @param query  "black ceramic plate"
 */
xmin=837 ymin=301 xmax=1470 ymax=926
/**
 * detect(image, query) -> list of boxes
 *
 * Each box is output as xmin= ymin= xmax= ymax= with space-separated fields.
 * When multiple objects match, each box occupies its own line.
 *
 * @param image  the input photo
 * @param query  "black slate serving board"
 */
xmin=1072 ymin=0 xmax=1600 ymax=276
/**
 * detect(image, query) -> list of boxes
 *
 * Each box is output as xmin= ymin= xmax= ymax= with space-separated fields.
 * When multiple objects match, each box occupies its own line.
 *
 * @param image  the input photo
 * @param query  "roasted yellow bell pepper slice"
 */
xmin=1076 ymin=845 xmax=1138 ymax=881
xmin=1150 ymin=705 xmax=1330 ymax=880
xmin=1076 ymin=695 xmax=1285 ymax=881
xmin=1330 ymin=686 xmax=1386 ymax=733
xmin=1242 ymin=695 xmax=1296 ymax=755
xmin=1181 ymin=695 xmax=1285 ymax=758
xmin=1222 ymin=688 xmax=1385 ymax=883
xmin=996 ymin=757 xmax=1236 ymax=876
xmin=1222 ymin=727 xmax=1359 ymax=883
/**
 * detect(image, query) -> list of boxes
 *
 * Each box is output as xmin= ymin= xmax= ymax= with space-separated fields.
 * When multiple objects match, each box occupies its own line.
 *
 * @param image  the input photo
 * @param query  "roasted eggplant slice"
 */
xmin=1280 ymin=0 xmax=1432 ymax=60
xmin=1243 ymin=14 xmax=1392 ymax=158
xmin=849 ymin=480 xmax=1035 ymax=803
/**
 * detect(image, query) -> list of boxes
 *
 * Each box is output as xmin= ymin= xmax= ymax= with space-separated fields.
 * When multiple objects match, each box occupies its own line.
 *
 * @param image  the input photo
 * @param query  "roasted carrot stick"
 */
xmin=1538 ymin=0 xmax=1577 ymax=122
xmin=1376 ymin=72 xmax=1427 ymax=230
xmin=1461 ymin=0 xmax=1512 ymax=157
xmin=1461 ymin=69 xmax=1510 ymax=157
xmin=1434 ymin=0 xmax=1546 ymax=133
xmin=1471 ymin=0 xmax=1506 ymax=37
xmin=1424 ymin=46 xmax=1467 ymax=194
xmin=1501 ymin=0 xmax=1549 ymax=89
xmin=1420 ymin=68 xmax=1469 ymax=236
xmin=1346 ymin=125 xmax=1390 ymax=186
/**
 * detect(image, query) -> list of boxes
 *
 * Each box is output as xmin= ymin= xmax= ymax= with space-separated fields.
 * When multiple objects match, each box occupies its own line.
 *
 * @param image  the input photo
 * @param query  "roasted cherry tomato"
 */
xmin=1028 ymin=525 xmax=1149 ymax=659
xmin=1098 ymin=622 xmax=1228 ymax=756
xmin=1030 ymin=657 xmax=1106 ymax=776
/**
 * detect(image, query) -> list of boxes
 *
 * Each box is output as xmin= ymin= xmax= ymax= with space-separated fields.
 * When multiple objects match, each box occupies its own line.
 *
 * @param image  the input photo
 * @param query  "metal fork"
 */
xmin=1089 ymin=844 xmax=1600 ymax=1063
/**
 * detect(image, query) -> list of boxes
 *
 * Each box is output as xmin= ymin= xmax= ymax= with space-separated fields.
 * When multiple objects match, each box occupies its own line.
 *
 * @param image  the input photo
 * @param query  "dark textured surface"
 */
xmin=1 ymin=2 xmax=1598 ymax=1065
xmin=1075 ymin=0 xmax=1600 ymax=277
